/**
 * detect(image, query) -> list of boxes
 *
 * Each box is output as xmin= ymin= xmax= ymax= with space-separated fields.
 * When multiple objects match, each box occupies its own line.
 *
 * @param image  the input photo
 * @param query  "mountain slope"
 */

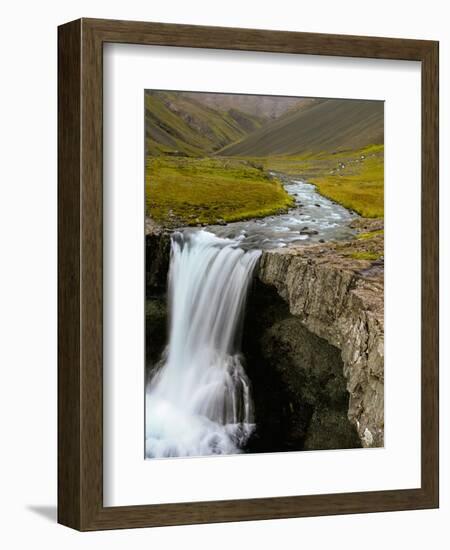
xmin=145 ymin=91 xmax=266 ymax=156
xmin=181 ymin=92 xmax=305 ymax=119
xmin=219 ymin=99 xmax=384 ymax=157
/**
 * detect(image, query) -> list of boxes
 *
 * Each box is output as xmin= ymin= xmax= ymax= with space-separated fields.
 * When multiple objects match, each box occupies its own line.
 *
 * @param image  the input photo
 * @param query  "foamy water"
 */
xmin=145 ymin=230 xmax=261 ymax=458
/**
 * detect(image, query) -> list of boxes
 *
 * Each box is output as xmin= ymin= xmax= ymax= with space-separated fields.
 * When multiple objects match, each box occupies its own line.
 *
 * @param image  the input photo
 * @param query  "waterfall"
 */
xmin=145 ymin=230 xmax=261 ymax=459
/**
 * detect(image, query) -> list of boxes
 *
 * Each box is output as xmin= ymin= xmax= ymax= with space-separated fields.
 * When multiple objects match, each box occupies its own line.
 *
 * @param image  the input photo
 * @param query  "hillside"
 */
xmin=145 ymin=91 xmax=266 ymax=156
xmin=181 ymin=92 xmax=305 ymax=119
xmin=219 ymin=99 xmax=384 ymax=157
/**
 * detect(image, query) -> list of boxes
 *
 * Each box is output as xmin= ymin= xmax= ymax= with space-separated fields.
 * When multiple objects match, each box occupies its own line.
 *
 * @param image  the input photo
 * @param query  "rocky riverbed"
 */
xmin=205 ymin=173 xmax=358 ymax=249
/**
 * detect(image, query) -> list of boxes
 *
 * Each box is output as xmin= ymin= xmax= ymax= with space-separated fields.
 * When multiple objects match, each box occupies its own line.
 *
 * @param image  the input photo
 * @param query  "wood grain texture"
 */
xmin=57 ymin=19 xmax=82 ymax=530
xmin=420 ymin=40 xmax=439 ymax=506
xmin=58 ymin=18 xmax=439 ymax=531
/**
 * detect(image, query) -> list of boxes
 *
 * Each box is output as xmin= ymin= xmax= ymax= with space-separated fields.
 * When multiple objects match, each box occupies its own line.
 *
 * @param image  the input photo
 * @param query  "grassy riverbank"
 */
xmin=249 ymin=144 xmax=384 ymax=218
xmin=146 ymin=156 xmax=295 ymax=226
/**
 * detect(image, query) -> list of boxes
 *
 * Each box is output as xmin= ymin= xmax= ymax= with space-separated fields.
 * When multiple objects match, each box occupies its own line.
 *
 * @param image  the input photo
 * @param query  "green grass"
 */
xmin=145 ymin=143 xmax=383 ymax=226
xmin=357 ymin=229 xmax=384 ymax=240
xmin=313 ymin=152 xmax=384 ymax=218
xmin=240 ymin=144 xmax=384 ymax=218
xmin=146 ymin=156 xmax=295 ymax=226
xmin=350 ymin=251 xmax=381 ymax=261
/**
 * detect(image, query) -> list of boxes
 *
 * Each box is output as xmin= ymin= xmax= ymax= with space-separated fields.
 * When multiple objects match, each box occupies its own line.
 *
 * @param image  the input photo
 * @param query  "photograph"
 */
xmin=144 ymin=90 xmax=385 ymax=459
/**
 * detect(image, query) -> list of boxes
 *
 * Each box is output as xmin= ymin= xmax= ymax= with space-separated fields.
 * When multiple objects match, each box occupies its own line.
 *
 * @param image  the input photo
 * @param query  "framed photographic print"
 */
xmin=58 ymin=18 xmax=439 ymax=530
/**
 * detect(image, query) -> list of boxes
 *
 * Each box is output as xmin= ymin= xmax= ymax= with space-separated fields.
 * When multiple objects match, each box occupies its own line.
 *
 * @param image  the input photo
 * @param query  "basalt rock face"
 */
xmin=146 ymin=218 xmax=171 ymax=294
xmin=146 ymin=218 xmax=171 ymax=371
xmin=146 ymin=297 xmax=168 ymax=369
xmin=257 ymin=240 xmax=384 ymax=448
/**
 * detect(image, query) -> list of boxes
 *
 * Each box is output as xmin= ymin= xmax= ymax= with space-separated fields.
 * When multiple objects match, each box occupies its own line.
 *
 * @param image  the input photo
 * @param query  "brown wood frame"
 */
xmin=58 ymin=17 xmax=439 ymax=531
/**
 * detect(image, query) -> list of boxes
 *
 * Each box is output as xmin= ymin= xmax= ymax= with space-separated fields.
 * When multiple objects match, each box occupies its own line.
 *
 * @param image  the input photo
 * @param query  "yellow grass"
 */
xmin=146 ymin=156 xmax=295 ymax=226
xmin=242 ymin=145 xmax=384 ymax=218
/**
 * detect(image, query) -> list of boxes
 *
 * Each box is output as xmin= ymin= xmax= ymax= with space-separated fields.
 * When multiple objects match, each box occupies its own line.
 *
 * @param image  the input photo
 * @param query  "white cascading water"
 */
xmin=145 ymin=230 xmax=261 ymax=458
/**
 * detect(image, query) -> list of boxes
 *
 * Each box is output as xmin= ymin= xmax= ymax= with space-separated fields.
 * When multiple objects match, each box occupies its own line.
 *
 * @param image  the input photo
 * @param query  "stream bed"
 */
xmin=206 ymin=173 xmax=357 ymax=249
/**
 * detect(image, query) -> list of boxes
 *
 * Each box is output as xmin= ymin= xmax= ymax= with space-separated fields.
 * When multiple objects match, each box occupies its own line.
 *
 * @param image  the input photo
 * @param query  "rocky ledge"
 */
xmin=257 ymin=225 xmax=384 ymax=447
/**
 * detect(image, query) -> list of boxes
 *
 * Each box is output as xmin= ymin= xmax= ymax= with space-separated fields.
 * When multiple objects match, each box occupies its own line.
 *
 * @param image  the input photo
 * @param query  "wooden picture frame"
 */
xmin=58 ymin=17 xmax=439 ymax=531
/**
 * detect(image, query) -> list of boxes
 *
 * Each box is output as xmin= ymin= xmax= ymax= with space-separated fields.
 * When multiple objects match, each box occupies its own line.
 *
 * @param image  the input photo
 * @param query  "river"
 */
xmin=206 ymin=173 xmax=357 ymax=249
